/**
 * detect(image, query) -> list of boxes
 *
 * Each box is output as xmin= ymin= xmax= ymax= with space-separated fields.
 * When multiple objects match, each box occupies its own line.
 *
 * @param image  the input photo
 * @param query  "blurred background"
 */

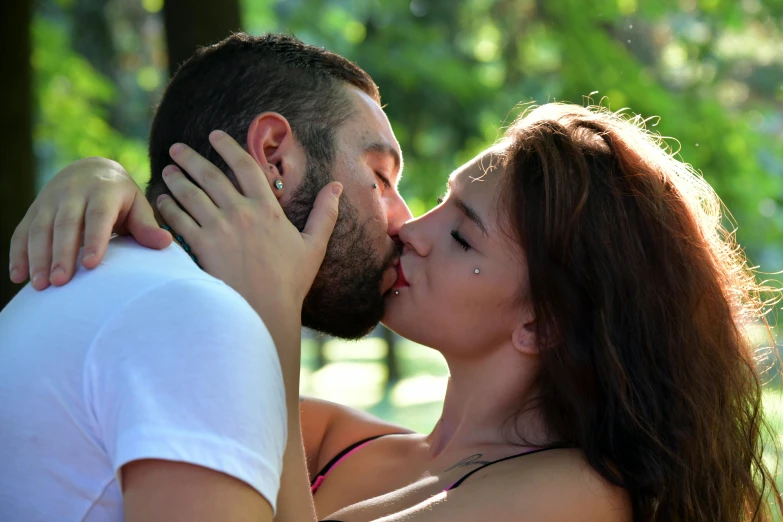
xmin=1 ymin=0 xmax=782 ymax=499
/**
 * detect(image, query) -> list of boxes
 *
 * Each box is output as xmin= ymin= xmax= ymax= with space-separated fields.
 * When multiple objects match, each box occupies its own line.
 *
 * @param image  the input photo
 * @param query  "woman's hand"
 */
xmin=9 ymin=157 xmax=171 ymax=290
xmin=158 ymin=130 xmax=339 ymax=522
xmin=156 ymin=130 xmax=342 ymax=330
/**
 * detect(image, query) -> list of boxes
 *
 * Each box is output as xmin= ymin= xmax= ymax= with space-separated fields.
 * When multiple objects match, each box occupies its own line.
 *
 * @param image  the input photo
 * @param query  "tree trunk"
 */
xmin=0 ymin=0 xmax=34 ymax=311
xmin=163 ymin=0 xmax=242 ymax=76
xmin=382 ymin=326 xmax=400 ymax=383
xmin=72 ymin=0 xmax=116 ymax=79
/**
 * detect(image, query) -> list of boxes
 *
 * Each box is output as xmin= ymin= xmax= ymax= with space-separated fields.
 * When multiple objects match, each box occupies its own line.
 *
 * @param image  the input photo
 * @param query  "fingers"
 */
xmin=9 ymin=209 xmax=34 ymax=284
xmin=80 ymin=197 xmax=122 ymax=270
xmin=125 ymin=194 xmax=173 ymax=251
xmin=301 ymin=182 xmax=343 ymax=259
xmin=208 ymin=131 xmax=269 ymax=202
xmin=168 ymin=142 xmax=239 ymax=209
xmin=49 ymin=203 xmax=86 ymax=286
xmin=27 ymin=211 xmax=56 ymax=290
xmin=156 ymin=194 xmax=200 ymax=244
xmin=161 ymin=165 xmax=222 ymax=227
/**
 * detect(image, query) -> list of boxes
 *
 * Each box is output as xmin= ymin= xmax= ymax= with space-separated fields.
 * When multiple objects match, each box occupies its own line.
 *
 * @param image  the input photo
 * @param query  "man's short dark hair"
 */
xmin=146 ymin=32 xmax=380 ymax=200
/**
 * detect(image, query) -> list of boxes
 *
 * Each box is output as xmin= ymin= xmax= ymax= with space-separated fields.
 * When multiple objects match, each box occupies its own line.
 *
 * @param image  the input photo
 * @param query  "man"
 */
xmin=0 ymin=33 xmax=410 ymax=521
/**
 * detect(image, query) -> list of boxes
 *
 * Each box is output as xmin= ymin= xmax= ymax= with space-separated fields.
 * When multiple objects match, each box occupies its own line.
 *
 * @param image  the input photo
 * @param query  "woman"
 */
xmin=11 ymin=103 xmax=782 ymax=521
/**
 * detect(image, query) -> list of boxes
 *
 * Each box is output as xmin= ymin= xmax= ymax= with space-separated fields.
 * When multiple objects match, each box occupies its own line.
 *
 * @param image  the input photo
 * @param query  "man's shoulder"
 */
xmin=88 ymin=236 xmax=214 ymax=285
xmin=86 ymin=246 xmax=278 ymax=387
xmin=76 ymin=237 xmax=269 ymax=355
xmin=72 ymin=236 xmax=241 ymax=308
xmin=0 ymin=237 xmax=254 ymax=351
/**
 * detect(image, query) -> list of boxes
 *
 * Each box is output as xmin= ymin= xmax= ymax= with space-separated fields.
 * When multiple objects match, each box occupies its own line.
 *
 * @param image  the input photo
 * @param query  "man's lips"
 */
xmin=393 ymin=261 xmax=409 ymax=288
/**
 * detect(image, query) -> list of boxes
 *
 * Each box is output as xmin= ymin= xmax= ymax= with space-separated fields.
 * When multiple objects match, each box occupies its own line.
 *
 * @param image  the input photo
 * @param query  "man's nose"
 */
xmin=386 ymin=194 xmax=413 ymax=238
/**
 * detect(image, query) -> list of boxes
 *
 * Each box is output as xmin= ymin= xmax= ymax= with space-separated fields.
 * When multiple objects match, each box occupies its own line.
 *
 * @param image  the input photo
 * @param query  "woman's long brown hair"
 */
xmin=498 ymin=103 xmax=782 ymax=521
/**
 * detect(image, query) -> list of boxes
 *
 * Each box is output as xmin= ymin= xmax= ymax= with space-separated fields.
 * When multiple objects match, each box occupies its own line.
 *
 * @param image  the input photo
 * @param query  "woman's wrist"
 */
xmin=254 ymin=300 xmax=304 ymax=404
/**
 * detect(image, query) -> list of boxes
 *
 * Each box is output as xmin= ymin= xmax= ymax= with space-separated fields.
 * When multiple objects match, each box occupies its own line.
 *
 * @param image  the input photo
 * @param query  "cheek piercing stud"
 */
xmin=372 ymin=182 xmax=378 ymax=189
xmin=474 ymin=268 xmax=480 ymax=274
xmin=274 ymin=179 xmax=284 ymax=190
xmin=394 ymin=290 xmax=400 ymax=296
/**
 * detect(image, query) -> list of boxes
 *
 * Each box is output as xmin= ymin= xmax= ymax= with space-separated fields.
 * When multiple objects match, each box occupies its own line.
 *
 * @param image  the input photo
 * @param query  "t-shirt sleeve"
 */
xmin=83 ymin=277 xmax=286 ymax=512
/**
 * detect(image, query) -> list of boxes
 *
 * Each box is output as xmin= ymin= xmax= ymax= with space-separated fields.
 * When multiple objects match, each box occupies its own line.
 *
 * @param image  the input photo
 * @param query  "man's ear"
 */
xmin=245 ymin=112 xmax=305 ymax=200
xmin=511 ymin=306 xmax=539 ymax=357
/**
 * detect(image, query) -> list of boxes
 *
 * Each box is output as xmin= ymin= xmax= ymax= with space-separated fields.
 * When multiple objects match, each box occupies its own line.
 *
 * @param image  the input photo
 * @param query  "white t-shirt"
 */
xmin=0 ymin=237 xmax=286 ymax=521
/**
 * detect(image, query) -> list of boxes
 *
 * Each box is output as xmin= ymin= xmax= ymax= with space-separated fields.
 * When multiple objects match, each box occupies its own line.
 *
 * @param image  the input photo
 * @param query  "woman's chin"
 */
xmin=380 ymin=307 xmax=439 ymax=354
xmin=380 ymin=298 xmax=416 ymax=339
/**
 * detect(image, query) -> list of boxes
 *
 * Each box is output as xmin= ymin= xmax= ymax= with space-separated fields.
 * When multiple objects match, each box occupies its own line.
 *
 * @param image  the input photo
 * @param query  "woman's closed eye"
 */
xmin=451 ymin=229 xmax=471 ymax=251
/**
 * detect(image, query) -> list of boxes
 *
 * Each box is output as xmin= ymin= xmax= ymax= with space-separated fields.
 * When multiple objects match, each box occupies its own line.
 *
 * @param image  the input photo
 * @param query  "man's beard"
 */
xmin=285 ymin=162 xmax=398 ymax=339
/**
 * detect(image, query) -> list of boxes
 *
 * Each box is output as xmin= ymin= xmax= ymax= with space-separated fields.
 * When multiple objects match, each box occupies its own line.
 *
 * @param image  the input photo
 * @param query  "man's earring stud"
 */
xmin=474 ymin=268 xmax=480 ymax=274
xmin=274 ymin=179 xmax=283 ymax=190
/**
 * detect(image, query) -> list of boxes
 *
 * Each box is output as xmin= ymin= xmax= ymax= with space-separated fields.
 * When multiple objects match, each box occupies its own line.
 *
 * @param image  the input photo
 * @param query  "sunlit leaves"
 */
xmin=33 ymin=16 xmax=148 ymax=187
xmin=141 ymin=0 xmax=163 ymax=14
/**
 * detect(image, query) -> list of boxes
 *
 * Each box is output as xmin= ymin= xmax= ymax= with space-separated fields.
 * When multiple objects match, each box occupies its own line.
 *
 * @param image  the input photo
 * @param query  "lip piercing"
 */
xmin=274 ymin=179 xmax=283 ymax=190
xmin=474 ymin=268 xmax=480 ymax=274
xmin=394 ymin=290 xmax=400 ymax=296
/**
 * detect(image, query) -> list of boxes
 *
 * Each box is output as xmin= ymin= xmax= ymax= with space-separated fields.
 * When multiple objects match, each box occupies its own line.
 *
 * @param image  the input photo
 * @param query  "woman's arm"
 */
xmin=8 ymin=157 xmax=169 ymax=290
xmin=300 ymin=397 xmax=411 ymax=480
xmin=150 ymin=131 xmax=342 ymax=522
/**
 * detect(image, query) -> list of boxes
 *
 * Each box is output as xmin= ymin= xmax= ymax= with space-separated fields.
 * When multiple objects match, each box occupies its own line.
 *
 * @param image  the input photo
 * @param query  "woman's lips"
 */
xmin=393 ymin=261 xmax=409 ymax=288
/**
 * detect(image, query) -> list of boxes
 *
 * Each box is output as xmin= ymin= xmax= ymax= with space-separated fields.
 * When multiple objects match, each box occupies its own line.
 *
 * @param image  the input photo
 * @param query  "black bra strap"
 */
xmin=310 ymin=434 xmax=390 ymax=486
xmin=447 ymin=446 xmax=568 ymax=490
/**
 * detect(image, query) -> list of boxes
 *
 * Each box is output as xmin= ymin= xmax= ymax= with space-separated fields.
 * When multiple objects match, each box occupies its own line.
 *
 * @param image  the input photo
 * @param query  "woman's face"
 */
xmin=383 ymin=148 xmax=532 ymax=356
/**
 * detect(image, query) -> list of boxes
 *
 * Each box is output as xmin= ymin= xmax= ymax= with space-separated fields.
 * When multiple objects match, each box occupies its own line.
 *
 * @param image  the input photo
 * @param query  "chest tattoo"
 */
xmin=445 ymin=453 xmax=492 ymax=471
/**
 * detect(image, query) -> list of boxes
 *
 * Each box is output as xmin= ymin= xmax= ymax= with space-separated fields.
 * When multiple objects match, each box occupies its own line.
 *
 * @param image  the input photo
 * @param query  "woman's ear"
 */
xmin=245 ymin=112 xmax=305 ymax=200
xmin=511 ymin=307 xmax=538 ymax=357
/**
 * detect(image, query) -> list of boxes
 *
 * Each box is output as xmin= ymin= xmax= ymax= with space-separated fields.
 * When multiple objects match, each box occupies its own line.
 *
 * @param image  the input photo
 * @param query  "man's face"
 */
xmin=285 ymin=87 xmax=412 ymax=339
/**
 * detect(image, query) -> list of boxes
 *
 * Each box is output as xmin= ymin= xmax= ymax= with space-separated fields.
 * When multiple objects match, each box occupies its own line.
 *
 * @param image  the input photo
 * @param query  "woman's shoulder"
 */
xmin=450 ymin=447 xmax=632 ymax=522
xmin=300 ymin=397 xmax=414 ymax=477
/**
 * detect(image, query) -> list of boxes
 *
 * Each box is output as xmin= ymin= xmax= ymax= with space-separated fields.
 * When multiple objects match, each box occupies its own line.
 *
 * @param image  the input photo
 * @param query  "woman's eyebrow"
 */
xmin=446 ymin=178 xmax=489 ymax=237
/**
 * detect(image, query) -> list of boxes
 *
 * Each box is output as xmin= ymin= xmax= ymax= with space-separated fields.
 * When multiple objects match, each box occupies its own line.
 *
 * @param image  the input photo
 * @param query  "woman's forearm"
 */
xmin=261 ymin=304 xmax=317 ymax=522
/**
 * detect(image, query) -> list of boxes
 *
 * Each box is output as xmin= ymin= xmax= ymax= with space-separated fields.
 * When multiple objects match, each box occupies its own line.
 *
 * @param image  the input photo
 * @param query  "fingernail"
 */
xmin=9 ymin=266 xmax=19 ymax=280
xmin=170 ymin=143 xmax=184 ymax=155
xmin=210 ymin=130 xmax=226 ymax=141
xmin=332 ymin=184 xmax=343 ymax=197
xmin=162 ymin=165 xmax=180 ymax=177
xmin=51 ymin=266 xmax=65 ymax=279
xmin=31 ymin=272 xmax=44 ymax=285
xmin=82 ymin=250 xmax=96 ymax=262
xmin=157 ymin=194 xmax=170 ymax=205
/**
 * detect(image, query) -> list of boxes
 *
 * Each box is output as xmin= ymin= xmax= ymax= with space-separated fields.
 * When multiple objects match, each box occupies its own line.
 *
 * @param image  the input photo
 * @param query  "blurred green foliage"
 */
xmin=33 ymin=0 xmax=783 ymax=267
xmin=33 ymin=16 xmax=149 ymax=186
xmin=34 ymin=0 xmax=164 ymax=187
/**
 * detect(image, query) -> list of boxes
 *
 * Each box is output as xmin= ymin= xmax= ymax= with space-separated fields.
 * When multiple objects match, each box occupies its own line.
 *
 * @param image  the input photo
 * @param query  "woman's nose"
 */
xmin=398 ymin=215 xmax=431 ymax=258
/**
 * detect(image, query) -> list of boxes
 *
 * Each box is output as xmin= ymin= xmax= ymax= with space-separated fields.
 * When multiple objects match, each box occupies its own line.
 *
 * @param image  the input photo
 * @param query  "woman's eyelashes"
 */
xmin=451 ymin=229 xmax=472 ymax=251
xmin=437 ymin=196 xmax=472 ymax=251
